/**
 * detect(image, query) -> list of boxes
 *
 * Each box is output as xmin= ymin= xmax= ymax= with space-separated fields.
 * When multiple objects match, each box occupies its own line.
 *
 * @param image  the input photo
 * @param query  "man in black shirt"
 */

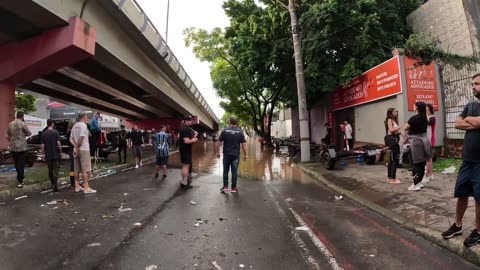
xmin=118 ymin=125 xmax=128 ymax=164
xmin=179 ymin=115 xmax=198 ymax=189
xmin=129 ymin=125 xmax=144 ymax=169
xmin=216 ymin=115 xmax=247 ymax=193
xmin=41 ymin=119 xmax=62 ymax=192
xmin=442 ymin=73 xmax=480 ymax=247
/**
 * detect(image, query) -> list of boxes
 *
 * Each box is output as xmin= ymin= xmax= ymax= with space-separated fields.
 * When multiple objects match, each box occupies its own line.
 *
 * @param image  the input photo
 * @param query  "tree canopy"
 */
xmin=185 ymin=0 xmax=438 ymax=141
xmin=15 ymin=92 xmax=36 ymax=114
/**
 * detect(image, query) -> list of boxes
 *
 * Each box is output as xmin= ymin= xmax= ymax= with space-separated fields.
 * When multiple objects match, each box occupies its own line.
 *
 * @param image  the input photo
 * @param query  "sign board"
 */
xmin=332 ymin=57 xmax=402 ymax=111
xmin=404 ymin=56 xmax=439 ymax=111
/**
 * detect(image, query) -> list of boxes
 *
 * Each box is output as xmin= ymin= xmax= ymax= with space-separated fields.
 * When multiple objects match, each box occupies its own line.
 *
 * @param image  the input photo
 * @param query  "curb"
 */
xmin=295 ymin=163 xmax=480 ymax=267
xmin=0 ymin=150 xmax=178 ymax=201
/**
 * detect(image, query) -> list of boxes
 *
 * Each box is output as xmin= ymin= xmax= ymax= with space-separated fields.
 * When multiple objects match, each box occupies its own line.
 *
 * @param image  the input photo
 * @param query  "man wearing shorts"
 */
xmin=178 ymin=115 xmax=198 ymax=189
xmin=154 ymin=125 xmax=170 ymax=179
xmin=129 ymin=125 xmax=144 ymax=169
xmin=69 ymin=113 xmax=96 ymax=194
xmin=442 ymin=73 xmax=480 ymax=246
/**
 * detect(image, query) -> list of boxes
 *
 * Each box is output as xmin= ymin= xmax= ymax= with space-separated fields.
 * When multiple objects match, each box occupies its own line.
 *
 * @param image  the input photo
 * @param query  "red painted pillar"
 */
xmin=0 ymin=83 xmax=15 ymax=149
xmin=0 ymin=16 xmax=96 ymax=150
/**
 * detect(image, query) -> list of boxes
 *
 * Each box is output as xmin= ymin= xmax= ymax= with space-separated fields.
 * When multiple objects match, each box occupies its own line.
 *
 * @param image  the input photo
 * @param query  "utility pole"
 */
xmin=165 ymin=0 xmax=170 ymax=44
xmin=287 ymin=0 xmax=310 ymax=162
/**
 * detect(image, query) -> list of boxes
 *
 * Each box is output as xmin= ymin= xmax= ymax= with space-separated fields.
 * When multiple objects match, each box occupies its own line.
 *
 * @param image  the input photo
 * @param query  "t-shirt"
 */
xmin=119 ymin=130 xmax=128 ymax=145
xmin=154 ymin=132 xmax=170 ymax=157
xmin=41 ymin=129 xmax=61 ymax=161
xmin=130 ymin=130 xmax=144 ymax=146
xmin=345 ymin=124 xmax=353 ymax=139
xmin=407 ymin=114 xmax=428 ymax=135
xmin=219 ymin=126 xmax=246 ymax=157
xmin=179 ymin=126 xmax=193 ymax=153
xmin=459 ymin=101 xmax=480 ymax=162
xmin=70 ymin=122 xmax=90 ymax=151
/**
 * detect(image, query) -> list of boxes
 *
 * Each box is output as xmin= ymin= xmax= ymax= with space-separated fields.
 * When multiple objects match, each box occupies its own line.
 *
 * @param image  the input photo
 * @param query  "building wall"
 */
xmin=309 ymin=102 xmax=329 ymax=144
xmin=407 ymin=0 xmax=474 ymax=56
xmin=285 ymin=119 xmax=292 ymax=138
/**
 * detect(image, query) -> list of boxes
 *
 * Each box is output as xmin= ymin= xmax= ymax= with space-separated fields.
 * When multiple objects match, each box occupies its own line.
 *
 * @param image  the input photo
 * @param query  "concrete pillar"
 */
xmin=0 ymin=83 xmax=15 ymax=149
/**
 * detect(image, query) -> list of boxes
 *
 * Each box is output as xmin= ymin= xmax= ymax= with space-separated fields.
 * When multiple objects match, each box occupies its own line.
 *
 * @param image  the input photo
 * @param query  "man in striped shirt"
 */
xmin=153 ymin=125 xmax=170 ymax=179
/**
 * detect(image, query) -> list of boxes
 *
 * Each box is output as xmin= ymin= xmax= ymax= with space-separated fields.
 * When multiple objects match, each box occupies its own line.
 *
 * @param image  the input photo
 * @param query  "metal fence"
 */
xmin=442 ymin=63 xmax=480 ymax=139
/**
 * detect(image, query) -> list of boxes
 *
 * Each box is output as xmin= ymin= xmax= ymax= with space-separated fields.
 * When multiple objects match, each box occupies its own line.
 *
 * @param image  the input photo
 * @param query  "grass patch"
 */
xmin=433 ymin=158 xmax=462 ymax=174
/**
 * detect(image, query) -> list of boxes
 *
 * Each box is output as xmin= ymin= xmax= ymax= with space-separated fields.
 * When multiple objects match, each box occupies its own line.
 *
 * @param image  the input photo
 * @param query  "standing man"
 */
xmin=90 ymin=112 xmax=101 ymax=157
xmin=179 ymin=116 xmax=198 ymax=189
xmin=41 ymin=119 xmax=62 ymax=192
xmin=344 ymin=119 xmax=353 ymax=150
xmin=442 ymin=73 xmax=480 ymax=247
xmin=216 ymin=116 xmax=247 ymax=193
xmin=70 ymin=113 xmax=96 ymax=194
xmin=7 ymin=112 xmax=32 ymax=188
xmin=154 ymin=125 xmax=170 ymax=179
xmin=130 ymin=125 xmax=144 ymax=169
xmin=117 ymin=125 xmax=128 ymax=164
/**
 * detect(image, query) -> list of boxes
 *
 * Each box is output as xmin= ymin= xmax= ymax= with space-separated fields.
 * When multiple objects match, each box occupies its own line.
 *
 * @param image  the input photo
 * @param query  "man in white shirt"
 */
xmin=344 ymin=119 xmax=353 ymax=150
xmin=69 ymin=113 xmax=96 ymax=194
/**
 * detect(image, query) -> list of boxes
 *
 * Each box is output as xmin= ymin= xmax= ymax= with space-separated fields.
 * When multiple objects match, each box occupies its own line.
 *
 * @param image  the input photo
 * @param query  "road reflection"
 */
xmin=169 ymin=140 xmax=310 ymax=183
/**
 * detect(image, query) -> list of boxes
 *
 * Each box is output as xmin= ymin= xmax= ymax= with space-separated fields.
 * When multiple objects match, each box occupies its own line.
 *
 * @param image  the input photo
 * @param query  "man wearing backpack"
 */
xmin=154 ymin=125 xmax=170 ymax=179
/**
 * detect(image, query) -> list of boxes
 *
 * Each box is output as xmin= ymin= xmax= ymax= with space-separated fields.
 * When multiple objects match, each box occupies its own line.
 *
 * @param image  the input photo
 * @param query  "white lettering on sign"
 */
xmin=377 ymin=74 xmax=399 ymax=85
xmin=410 ymin=80 xmax=435 ymax=90
xmin=342 ymin=81 xmax=368 ymax=103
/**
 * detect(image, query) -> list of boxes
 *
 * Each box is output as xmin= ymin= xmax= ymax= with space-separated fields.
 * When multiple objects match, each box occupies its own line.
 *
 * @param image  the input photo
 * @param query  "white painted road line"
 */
xmin=265 ymin=188 xmax=321 ymax=270
xmin=288 ymin=207 xmax=344 ymax=270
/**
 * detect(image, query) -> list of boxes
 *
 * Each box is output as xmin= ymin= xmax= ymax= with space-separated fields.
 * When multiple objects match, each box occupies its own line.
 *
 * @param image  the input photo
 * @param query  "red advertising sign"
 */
xmin=332 ymin=57 xmax=402 ymax=111
xmin=404 ymin=56 xmax=439 ymax=111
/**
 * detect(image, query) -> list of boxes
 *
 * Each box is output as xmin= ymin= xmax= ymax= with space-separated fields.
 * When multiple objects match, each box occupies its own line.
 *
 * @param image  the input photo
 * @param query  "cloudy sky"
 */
xmin=136 ymin=0 xmax=230 ymax=118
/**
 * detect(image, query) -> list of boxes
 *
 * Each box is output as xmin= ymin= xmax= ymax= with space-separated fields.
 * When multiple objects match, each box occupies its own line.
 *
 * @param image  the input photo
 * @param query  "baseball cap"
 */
xmin=184 ymin=115 xmax=194 ymax=121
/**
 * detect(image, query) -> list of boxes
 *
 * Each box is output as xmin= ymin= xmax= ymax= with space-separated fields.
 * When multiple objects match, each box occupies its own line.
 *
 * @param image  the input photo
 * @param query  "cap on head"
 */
xmin=184 ymin=115 xmax=194 ymax=121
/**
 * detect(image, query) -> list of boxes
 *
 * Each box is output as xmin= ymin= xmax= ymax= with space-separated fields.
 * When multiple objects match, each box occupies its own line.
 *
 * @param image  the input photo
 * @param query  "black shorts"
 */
xmin=156 ymin=156 xmax=168 ymax=166
xmin=180 ymin=149 xmax=192 ymax=165
xmin=454 ymin=161 xmax=480 ymax=202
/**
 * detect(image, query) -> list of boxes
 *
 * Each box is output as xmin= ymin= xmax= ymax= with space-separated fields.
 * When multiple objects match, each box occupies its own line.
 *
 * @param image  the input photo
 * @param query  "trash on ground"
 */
xmin=190 ymin=200 xmax=197 ymax=205
xmin=53 ymin=207 xmax=59 ymax=210
xmin=61 ymin=181 xmax=67 ymax=185
xmin=87 ymin=243 xmax=101 ymax=247
xmin=134 ymin=222 xmax=142 ymax=226
xmin=0 ymin=202 xmax=5 ymax=205
xmin=295 ymin=226 xmax=309 ymax=231
xmin=219 ymin=217 xmax=226 ymax=221
xmin=194 ymin=223 xmax=200 ymax=227
xmin=143 ymin=188 xmax=155 ymax=191
xmin=442 ymin=166 xmax=456 ymax=175
xmin=118 ymin=205 xmax=132 ymax=212
xmin=211 ymin=261 xmax=223 ymax=270
xmin=40 ymin=204 xmax=46 ymax=207
xmin=239 ymin=264 xmax=245 ymax=268
xmin=145 ymin=265 xmax=158 ymax=270
xmin=46 ymin=200 xmax=58 ymax=205
xmin=14 ymin=195 xmax=27 ymax=200
xmin=369 ymin=254 xmax=375 ymax=257
xmin=334 ymin=195 xmax=343 ymax=200
xmin=285 ymin=197 xmax=294 ymax=202
xmin=123 ymin=193 xmax=128 ymax=196
xmin=194 ymin=264 xmax=199 ymax=267
xmin=154 ymin=225 xmax=158 ymax=229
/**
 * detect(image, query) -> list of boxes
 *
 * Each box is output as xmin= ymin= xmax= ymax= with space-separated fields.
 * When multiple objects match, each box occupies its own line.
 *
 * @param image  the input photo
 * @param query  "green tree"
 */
xmin=185 ymin=0 xmax=294 ymax=145
xmin=15 ymin=92 xmax=36 ymax=114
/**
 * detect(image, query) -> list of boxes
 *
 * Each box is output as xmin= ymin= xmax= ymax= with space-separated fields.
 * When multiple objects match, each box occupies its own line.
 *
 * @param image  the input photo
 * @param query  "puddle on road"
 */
xmin=167 ymin=140 xmax=311 ymax=183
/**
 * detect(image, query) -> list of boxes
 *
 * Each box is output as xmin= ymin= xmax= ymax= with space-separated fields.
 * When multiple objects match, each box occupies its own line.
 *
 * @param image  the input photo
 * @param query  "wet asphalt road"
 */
xmin=0 ymin=141 xmax=478 ymax=270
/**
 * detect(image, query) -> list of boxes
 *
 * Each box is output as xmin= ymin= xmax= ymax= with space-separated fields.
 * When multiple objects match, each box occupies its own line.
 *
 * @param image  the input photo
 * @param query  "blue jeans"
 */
xmin=223 ymin=154 xmax=240 ymax=188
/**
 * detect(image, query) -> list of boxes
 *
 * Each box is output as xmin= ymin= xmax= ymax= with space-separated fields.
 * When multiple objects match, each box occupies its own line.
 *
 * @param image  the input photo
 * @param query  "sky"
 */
xmin=136 ymin=0 xmax=230 ymax=119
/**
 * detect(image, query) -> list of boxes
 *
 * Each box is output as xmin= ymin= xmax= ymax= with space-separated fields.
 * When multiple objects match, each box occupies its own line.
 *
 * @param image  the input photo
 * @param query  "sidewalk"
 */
xmin=0 ymin=147 xmax=162 ymax=200
xmin=296 ymin=160 xmax=480 ymax=266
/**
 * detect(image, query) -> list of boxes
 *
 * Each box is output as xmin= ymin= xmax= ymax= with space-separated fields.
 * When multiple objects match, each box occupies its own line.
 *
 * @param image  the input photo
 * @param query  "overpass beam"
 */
xmin=0 ymin=16 xmax=96 ymax=149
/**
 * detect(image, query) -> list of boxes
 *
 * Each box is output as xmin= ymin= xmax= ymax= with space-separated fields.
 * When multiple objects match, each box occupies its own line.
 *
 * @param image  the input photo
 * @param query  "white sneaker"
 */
xmin=417 ymin=183 xmax=424 ymax=188
xmin=408 ymin=184 xmax=421 ymax=191
xmin=421 ymin=177 xmax=429 ymax=184
xmin=84 ymin=189 xmax=97 ymax=194
xmin=135 ymin=165 xmax=139 ymax=169
xmin=140 ymin=161 xmax=143 ymax=167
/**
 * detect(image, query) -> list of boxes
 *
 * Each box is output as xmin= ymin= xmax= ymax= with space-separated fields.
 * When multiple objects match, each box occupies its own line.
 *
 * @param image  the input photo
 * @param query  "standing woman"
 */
xmin=404 ymin=101 xmax=433 ymax=191
xmin=385 ymin=108 xmax=402 ymax=184
xmin=423 ymin=103 xmax=436 ymax=183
